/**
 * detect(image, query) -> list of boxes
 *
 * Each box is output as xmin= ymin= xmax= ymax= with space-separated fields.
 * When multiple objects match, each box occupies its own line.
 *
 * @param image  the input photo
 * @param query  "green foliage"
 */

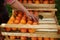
xmin=6 ymin=4 xmax=12 ymax=17
xmin=55 ymin=0 xmax=60 ymax=25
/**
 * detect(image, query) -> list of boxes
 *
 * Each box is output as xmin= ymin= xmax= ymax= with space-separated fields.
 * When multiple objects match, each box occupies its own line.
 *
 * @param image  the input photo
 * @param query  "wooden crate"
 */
xmin=1 ymin=0 xmax=60 ymax=40
xmin=0 ymin=24 xmax=60 ymax=39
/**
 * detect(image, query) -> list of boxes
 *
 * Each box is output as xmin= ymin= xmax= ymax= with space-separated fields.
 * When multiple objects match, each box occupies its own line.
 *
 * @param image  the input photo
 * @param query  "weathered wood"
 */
xmin=36 ymin=29 xmax=57 ymax=32
xmin=1 ymin=32 xmax=60 ymax=38
xmin=23 ymin=4 xmax=55 ymax=8
xmin=0 ymin=24 xmax=58 ymax=29
xmin=39 ymin=20 xmax=56 ymax=24
xmin=40 ymin=18 xmax=55 ymax=21
xmin=27 ymin=9 xmax=57 ymax=11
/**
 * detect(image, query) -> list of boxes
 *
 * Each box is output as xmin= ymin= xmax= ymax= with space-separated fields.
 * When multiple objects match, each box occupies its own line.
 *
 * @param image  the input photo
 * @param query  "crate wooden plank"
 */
xmin=39 ymin=12 xmax=53 ymax=15
xmin=38 ymin=23 xmax=56 ymax=25
xmin=36 ymin=29 xmax=58 ymax=32
xmin=39 ymin=18 xmax=56 ymax=24
xmin=1 ymin=32 xmax=60 ymax=38
xmin=40 ymin=18 xmax=55 ymax=21
xmin=27 ymin=9 xmax=57 ymax=11
xmin=39 ymin=20 xmax=56 ymax=24
xmin=23 ymin=4 xmax=55 ymax=8
xmin=1 ymin=24 xmax=58 ymax=29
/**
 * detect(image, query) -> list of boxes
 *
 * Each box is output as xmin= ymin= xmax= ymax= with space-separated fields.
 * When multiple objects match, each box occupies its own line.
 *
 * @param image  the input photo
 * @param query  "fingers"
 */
xmin=26 ymin=13 xmax=38 ymax=22
xmin=29 ymin=14 xmax=38 ymax=22
xmin=32 ymin=15 xmax=38 ymax=22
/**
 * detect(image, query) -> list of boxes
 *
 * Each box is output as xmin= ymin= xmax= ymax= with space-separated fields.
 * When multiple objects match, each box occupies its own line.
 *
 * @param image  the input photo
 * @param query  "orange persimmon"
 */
xmin=44 ymin=38 xmax=49 ymax=40
xmin=16 ymin=36 xmax=20 ymax=39
xmin=5 ymin=27 xmax=11 ymax=32
xmin=23 ymin=0 xmax=27 ymax=4
xmin=38 ymin=37 xmax=42 ymax=40
xmin=21 ymin=36 xmax=27 ymax=40
xmin=20 ymin=28 xmax=27 ymax=32
xmin=28 ymin=0 xmax=33 ymax=4
xmin=20 ymin=19 xmax=26 ymax=24
xmin=28 ymin=28 xmax=35 ymax=33
xmin=33 ymin=22 xmax=38 ymax=25
xmin=35 ymin=0 xmax=40 ymax=4
xmin=27 ymin=19 xmax=33 ymax=25
xmin=7 ymin=21 xmax=14 ymax=24
xmin=43 ymin=0 xmax=48 ymax=4
xmin=31 ymin=37 xmax=37 ymax=40
xmin=7 ymin=16 xmax=15 ymax=24
xmin=16 ymin=16 xmax=21 ymax=20
xmin=14 ymin=19 xmax=20 ymax=24
xmin=11 ymin=28 xmax=17 ymax=31
xmin=50 ymin=38 xmax=55 ymax=40
xmin=18 ymin=11 xmax=22 ymax=14
xmin=18 ymin=13 xmax=22 ymax=18
xmin=10 ymin=36 xmax=15 ymax=39
xmin=49 ymin=0 xmax=54 ymax=4
xmin=20 ymin=16 xmax=26 ymax=24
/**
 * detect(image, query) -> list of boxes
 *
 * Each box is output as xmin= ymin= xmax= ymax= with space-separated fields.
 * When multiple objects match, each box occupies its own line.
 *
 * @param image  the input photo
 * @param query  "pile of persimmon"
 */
xmin=12 ymin=10 xmax=38 ymax=24
xmin=5 ymin=10 xmax=39 ymax=32
xmin=19 ymin=0 xmax=54 ymax=4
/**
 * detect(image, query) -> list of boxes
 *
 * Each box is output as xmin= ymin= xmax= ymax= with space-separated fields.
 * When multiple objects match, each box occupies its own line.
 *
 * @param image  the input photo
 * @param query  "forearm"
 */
xmin=7 ymin=0 xmax=37 ymax=21
xmin=10 ymin=0 xmax=29 ymax=15
xmin=10 ymin=0 xmax=35 ymax=20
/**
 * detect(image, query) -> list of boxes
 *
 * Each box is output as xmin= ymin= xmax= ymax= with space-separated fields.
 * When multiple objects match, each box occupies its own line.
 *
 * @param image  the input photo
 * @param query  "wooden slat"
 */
xmin=27 ymin=9 xmax=57 ymax=11
xmin=23 ymin=4 xmax=55 ymax=8
xmin=0 ymin=24 xmax=58 ymax=29
xmin=40 ymin=18 xmax=55 ymax=21
xmin=39 ymin=20 xmax=56 ymax=24
xmin=1 ymin=32 xmax=60 ymax=38
xmin=39 ymin=18 xmax=56 ymax=24
xmin=39 ymin=12 xmax=52 ymax=16
xmin=36 ymin=29 xmax=58 ymax=32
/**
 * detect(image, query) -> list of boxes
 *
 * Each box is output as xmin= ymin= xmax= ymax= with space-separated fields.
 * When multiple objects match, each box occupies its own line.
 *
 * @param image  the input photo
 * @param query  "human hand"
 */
xmin=26 ymin=13 xmax=38 ymax=22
